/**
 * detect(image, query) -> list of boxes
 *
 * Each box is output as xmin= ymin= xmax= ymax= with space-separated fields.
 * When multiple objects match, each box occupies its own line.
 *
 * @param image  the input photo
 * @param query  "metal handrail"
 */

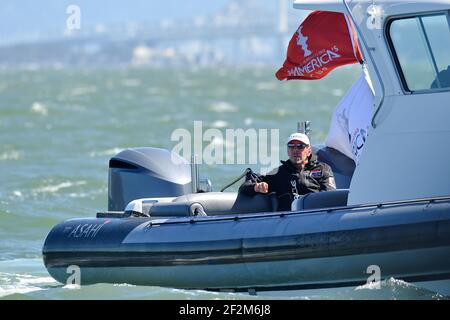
xmin=342 ymin=0 xmax=386 ymax=128
xmin=145 ymin=194 xmax=450 ymax=227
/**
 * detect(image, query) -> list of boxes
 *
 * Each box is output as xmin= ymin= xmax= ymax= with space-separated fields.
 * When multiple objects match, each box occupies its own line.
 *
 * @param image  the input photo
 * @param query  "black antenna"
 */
xmin=297 ymin=120 xmax=311 ymax=135
xmin=220 ymin=168 xmax=259 ymax=192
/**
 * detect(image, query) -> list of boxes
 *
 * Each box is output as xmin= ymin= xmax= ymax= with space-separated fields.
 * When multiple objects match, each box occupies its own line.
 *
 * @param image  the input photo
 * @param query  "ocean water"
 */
xmin=0 ymin=65 xmax=445 ymax=300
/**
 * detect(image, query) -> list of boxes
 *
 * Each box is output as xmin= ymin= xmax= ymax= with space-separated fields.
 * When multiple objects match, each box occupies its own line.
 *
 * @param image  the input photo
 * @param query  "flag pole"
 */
xmin=342 ymin=0 xmax=385 ymax=129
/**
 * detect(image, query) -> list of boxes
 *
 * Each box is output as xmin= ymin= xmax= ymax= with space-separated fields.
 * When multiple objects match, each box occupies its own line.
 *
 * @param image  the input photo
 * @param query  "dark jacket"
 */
xmin=239 ymin=156 xmax=336 ymax=211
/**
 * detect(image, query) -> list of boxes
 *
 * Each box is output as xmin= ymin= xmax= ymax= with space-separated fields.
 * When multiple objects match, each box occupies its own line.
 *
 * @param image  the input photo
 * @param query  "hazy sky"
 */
xmin=0 ymin=0 xmax=282 ymax=43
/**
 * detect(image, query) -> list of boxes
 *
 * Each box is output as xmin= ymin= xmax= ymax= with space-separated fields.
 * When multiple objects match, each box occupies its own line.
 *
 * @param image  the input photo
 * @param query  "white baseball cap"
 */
xmin=287 ymin=132 xmax=310 ymax=145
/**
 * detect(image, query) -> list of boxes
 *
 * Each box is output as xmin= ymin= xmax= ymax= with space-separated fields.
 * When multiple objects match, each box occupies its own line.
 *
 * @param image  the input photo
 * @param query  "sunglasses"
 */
xmin=287 ymin=143 xmax=308 ymax=149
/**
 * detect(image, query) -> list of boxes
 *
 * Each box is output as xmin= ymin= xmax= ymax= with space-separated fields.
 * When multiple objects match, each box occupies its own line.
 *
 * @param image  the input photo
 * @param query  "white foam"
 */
xmin=33 ymin=181 xmax=87 ymax=194
xmin=0 ymin=150 xmax=20 ymax=161
xmin=12 ymin=190 xmax=23 ymax=198
xmin=62 ymin=284 xmax=81 ymax=290
xmin=68 ymin=192 xmax=90 ymax=198
xmin=17 ymin=274 xmax=55 ymax=286
xmin=384 ymin=277 xmax=412 ymax=288
xmin=355 ymin=277 xmax=412 ymax=291
xmin=89 ymin=147 xmax=123 ymax=157
xmin=355 ymin=281 xmax=382 ymax=290
xmin=113 ymin=283 xmax=136 ymax=287
xmin=209 ymin=101 xmax=238 ymax=113
xmin=0 ymin=285 xmax=42 ymax=297
xmin=211 ymin=120 xmax=228 ymax=128
xmin=30 ymin=102 xmax=48 ymax=116
xmin=0 ymin=272 xmax=57 ymax=298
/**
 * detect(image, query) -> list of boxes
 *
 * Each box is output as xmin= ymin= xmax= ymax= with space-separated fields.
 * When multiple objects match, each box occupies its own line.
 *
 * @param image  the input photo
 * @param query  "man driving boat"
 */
xmin=239 ymin=132 xmax=336 ymax=211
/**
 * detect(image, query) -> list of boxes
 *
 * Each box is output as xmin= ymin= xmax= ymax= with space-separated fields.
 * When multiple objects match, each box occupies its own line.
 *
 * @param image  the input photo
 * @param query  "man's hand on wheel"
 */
xmin=254 ymin=182 xmax=269 ymax=194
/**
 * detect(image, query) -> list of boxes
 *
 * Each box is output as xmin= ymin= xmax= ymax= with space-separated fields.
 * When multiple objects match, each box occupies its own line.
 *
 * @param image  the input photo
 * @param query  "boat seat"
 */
xmin=291 ymin=189 xmax=349 ymax=211
xmin=147 ymin=202 xmax=205 ymax=217
xmin=149 ymin=192 xmax=277 ymax=217
xmin=315 ymin=147 xmax=355 ymax=189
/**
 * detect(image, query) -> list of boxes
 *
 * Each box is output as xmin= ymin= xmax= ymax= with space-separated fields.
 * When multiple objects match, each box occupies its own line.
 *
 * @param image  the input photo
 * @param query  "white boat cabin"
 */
xmin=295 ymin=0 xmax=450 ymax=204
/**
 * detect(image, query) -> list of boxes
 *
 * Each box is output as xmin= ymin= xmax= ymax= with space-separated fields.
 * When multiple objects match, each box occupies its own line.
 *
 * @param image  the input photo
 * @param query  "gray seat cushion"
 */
xmin=149 ymin=192 xmax=277 ymax=217
xmin=292 ymin=189 xmax=349 ymax=211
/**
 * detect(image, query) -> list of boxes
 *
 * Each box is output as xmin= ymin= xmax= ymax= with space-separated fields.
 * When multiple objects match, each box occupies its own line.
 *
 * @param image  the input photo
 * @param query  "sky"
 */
xmin=0 ymin=0 xmax=283 ymax=44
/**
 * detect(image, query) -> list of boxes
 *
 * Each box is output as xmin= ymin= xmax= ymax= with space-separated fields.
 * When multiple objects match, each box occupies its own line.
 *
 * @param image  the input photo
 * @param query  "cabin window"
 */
xmin=388 ymin=13 xmax=450 ymax=92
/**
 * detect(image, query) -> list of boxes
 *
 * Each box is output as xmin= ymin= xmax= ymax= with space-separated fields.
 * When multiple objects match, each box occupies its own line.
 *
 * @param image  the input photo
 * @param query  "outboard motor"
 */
xmin=108 ymin=147 xmax=192 ymax=211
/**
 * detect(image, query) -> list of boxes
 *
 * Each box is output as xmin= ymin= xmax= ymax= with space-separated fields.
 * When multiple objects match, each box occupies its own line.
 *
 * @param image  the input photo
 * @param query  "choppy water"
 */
xmin=0 ymin=65 xmax=446 ymax=300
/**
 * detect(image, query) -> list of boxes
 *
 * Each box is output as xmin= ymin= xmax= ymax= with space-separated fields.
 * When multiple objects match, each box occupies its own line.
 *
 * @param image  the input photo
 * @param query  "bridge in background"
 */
xmin=0 ymin=0 xmax=307 ymax=67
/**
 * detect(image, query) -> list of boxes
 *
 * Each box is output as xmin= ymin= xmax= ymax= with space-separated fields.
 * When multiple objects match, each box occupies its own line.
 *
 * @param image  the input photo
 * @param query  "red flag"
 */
xmin=276 ymin=11 xmax=363 ymax=81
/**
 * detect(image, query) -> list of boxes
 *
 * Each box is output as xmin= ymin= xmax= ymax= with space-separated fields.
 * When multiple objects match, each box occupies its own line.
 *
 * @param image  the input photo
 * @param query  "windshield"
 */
xmin=388 ymin=12 xmax=450 ymax=92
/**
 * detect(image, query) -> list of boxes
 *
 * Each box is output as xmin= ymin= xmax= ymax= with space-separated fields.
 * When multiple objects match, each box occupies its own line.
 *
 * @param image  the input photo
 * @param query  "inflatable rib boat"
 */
xmin=43 ymin=147 xmax=450 ymax=295
xmin=43 ymin=0 xmax=450 ymax=296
